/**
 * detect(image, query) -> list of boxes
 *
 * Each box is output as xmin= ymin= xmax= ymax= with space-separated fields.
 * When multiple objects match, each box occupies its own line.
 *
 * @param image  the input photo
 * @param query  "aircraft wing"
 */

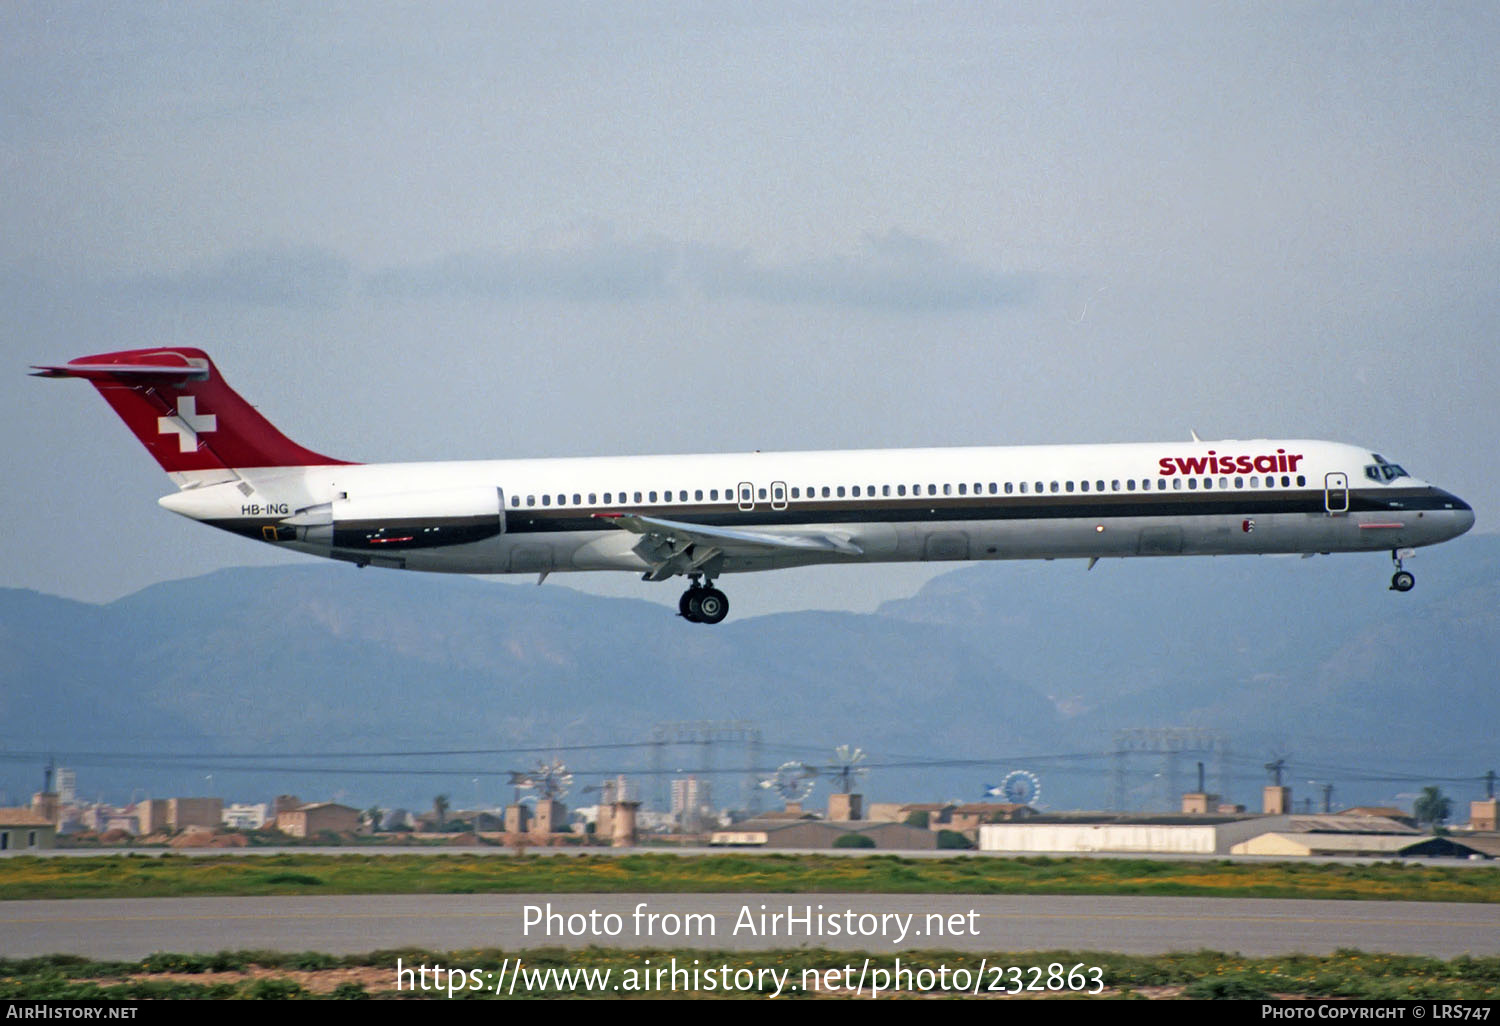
xmin=592 ymin=512 xmax=862 ymax=581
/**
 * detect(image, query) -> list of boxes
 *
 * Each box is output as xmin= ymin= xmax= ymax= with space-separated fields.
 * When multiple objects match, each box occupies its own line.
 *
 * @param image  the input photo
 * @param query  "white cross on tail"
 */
xmin=157 ymin=396 xmax=217 ymax=453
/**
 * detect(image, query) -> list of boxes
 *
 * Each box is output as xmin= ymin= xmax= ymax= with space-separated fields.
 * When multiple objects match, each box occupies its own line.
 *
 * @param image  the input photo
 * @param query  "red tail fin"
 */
xmin=32 ymin=347 xmax=350 ymax=473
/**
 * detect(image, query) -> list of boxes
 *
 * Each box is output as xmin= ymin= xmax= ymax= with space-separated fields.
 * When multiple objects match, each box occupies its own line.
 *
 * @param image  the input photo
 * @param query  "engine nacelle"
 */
xmin=288 ymin=486 xmax=504 ymax=552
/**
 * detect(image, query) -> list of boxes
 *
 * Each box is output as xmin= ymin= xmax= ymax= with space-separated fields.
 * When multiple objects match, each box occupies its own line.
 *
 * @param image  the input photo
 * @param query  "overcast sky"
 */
xmin=4 ymin=2 xmax=1496 ymax=612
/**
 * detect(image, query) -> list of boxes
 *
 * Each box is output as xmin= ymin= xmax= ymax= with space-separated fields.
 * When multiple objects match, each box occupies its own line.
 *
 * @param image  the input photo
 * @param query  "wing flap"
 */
xmin=593 ymin=512 xmax=863 ymax=557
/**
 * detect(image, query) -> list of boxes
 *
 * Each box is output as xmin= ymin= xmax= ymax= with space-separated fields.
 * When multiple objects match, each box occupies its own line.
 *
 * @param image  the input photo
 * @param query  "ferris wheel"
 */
xmin=997 ymin=770 xmax=1041 ymax=806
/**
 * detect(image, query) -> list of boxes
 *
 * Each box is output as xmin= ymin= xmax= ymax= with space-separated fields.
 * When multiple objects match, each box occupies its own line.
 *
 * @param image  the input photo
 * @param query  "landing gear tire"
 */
xmin=679 ymin=582 xmax=729 ymax=624
xmin=1390 ymin=570 xmax=1415 ymax=592
xmin=695 ymin=587 xmax=728 ymax=625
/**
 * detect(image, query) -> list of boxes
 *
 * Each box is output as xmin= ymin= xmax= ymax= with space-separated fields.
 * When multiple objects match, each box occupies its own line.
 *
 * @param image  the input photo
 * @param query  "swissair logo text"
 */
xmin=1158 ymin=449 xmax=1303 ymax=476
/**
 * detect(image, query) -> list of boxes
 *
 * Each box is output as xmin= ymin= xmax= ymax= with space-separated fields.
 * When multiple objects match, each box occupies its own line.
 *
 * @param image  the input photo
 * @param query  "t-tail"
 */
xmin=32 ymin=347 xmax=351 ymax=484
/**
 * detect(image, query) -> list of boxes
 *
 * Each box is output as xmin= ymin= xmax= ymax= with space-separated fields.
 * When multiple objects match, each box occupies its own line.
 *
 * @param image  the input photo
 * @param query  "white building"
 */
xmin=222 ymin=803 xmax=269 ymax=830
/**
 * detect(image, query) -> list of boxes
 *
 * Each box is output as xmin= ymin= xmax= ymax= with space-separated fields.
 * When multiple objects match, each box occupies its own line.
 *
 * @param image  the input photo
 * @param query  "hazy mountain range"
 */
xmin=3 ymin=533 xmax=1496 ymax=817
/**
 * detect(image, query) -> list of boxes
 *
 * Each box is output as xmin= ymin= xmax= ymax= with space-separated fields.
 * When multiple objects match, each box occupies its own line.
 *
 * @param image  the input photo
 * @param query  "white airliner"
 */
xmin=36 ymin=347 xmax=1474 ymax=623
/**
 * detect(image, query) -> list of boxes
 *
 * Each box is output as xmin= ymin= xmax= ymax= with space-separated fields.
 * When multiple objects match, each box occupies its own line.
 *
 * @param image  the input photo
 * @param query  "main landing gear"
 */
xmin=679 ymin=575 xmax=729 ymax=624
xmin=1390 ymin=548 xmax=1415 ymax=593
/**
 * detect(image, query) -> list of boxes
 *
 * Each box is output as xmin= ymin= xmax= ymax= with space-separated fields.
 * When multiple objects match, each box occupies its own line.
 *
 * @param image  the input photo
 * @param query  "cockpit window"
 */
xmin=1364 ymin=454 xmax=1410 ymax=483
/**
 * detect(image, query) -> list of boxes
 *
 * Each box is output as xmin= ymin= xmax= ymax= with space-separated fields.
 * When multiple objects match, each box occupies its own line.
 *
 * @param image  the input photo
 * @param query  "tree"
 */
xmin=833 ymin=832 xmax=876 ymax=848
xmin=1413 ymin=786 xmax=1452 ymax=830
xmin=903 ymin=810 xmax=930 ymax=829
xmin=364 ymin=806 xmax=383 ymax=833
xmin=432 ymin=794 xmax=451 ymax=832
xmin=936 ymin=829 xmax=975 ymax=850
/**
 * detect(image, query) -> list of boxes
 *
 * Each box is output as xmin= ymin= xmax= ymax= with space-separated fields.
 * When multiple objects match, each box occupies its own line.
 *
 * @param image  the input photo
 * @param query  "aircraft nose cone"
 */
xmin=1437 ymin=489 xmax=1475 ymax=538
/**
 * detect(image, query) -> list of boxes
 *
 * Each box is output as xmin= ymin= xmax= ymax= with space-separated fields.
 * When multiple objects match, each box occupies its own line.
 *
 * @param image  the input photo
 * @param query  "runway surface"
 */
xmin=4 ymin=893 xmax=1496 ymax=960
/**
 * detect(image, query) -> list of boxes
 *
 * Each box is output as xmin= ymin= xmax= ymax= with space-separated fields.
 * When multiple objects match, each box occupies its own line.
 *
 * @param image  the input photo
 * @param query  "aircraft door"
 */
xmin=737 ymin=481 xmax=755 ymax=511
xmin=770 ymin=481 xmax=788 ymax=510
xmin=1324 ymin=472 xmax=1349 ymax=515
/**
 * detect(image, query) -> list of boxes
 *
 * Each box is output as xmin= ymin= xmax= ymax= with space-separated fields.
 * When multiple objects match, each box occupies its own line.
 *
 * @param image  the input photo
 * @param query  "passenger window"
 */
xmin=542 ymin=495 xmax=551 ymax=506
xmin=1218 ymin=478 xmax=1228 ymax=489
xmin=1126 ymin=480 xmax=1135 ymax=491
xmin=1005 ymin=482 xmax=1013 ymax=494
xmin=989 ymin=483 xmax=998 ymax=494
xmin=1172 ymin=479 xmax=1182 ymax=490
xmin=527 ymin=495 xmax=536 ymax=507
xmin=1282 ymin=476 xmax=1291 ymax=487
xmin=695 ymin=489 xmax=703 ymax=501
xmin=1234 ymin=478 xmax=1243 ymax=489
xmin=791 ymin=487 xmax=800 ymax=499
xmin=928 ymin=484 xmax=937 ymax=496
xmin=822 ymin=486 xmax=831 ymax=498
xmin=1249 ymin=477 xmax=1259 ymax=489
xmin=957 ymin=483 xmax=966 ymax=495
xmin=1156 ymin=480 xmax=1165 ymax=490
xmin=757 ymin=488 xmax=766 ymax=500
xmin=837 ymin=486 xmax=846 ymax=497
xmin=649 ymin=491 xmax=657 ymax=502
xmin=1096 ymin=480 xmax=1105 ymax=492
xmin=944 ymin=483 xmax=953 ymax=496
xmin=883 ymin=485 xmax=891 ymax=496
xmin=1295 ymin=475 xmax=1305 ymax=486
xmin=1067 ymin=481 xmax=1076 ymax=493
xmin=1111 ymin=480 xmax=1120 ymax=491
xmin=1020 ymin=481 xmax=1028 ymax=494
xmin=573 ymin=494 xmax=581 ymax=505
xmin=634 ymin=492 xmax=642 ymax=502
xmin=588 ymin=493 xmax=597 ymax=504
xmin=1079 ymin=481 xmax=1087 ymax=492
xmin=510 ymin=496 xmax=520 ymax=507
xmin=897 ymin=484 xmax=907 ymax=496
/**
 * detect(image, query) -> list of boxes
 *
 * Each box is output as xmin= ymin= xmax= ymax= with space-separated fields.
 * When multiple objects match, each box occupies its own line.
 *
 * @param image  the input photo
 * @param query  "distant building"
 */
xmin=981 ymin=813 xmax=1286 ymax=855
xmin=981 ymin=812 xmax=1440 ymax=857
xmin=1342 ymin=807 xmax=1418 ymax=828
xmin=137 ymin=799 xmax=169 ymax=835
xmin=1233 ymin=833 xmax=1488 ymax=858
xmin=55 ymin=768 xmax=77 ymax=806
xmin=134 ymin=797 xmax=222 ymax=834
xmin=868 ymin=803 xmax=956 ymax=828
xmin=276 ymin=802 xmax=360 ymax=838
xmin=947 ymin=803 xmax=1033 ymax=832
xmin=671 ymin=777 xmax=712 ymax=831
xmin=223 ymin=803 xmax=269 ymax=831
xmin=0 ymin=808 xmax=57 ymax=850
xmin=710 ymin=819 xmax=936 ymax=850
xmin=169 ymin=798 xmax=223 ymax=831
xmin=827 ymin=793 xmax=863 ymax=822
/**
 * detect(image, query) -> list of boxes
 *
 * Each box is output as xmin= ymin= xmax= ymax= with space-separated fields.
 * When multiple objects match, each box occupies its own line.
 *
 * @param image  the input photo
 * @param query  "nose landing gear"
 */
xmin=1390 ymin=548 xmax=1415 ymax=592
xmin=679 ymin=574 xmax=729 ymax=624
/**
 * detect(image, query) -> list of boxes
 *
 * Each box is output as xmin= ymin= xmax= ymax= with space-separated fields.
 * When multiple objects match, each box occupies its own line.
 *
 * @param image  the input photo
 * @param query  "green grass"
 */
xmin=1 ymin=947 xmax=1497 ymax=999
xmin=1 ymin=852 xmax=1497 ymax=903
